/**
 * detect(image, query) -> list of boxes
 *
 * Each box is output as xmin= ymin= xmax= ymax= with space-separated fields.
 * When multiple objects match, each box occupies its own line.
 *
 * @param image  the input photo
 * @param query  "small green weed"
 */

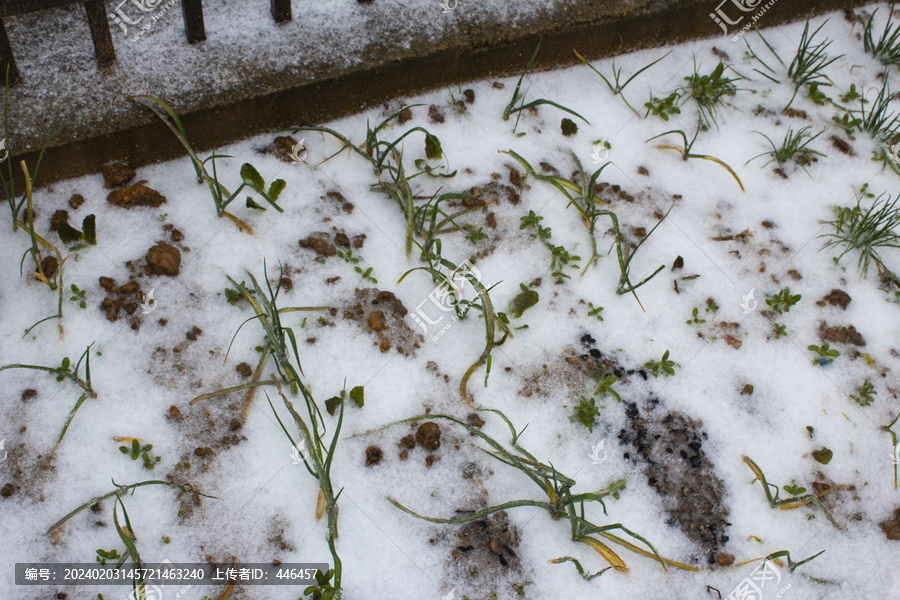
xmin=679 ymin=60 xmax=741 ymax=129
xmin=118 ymin=439 xmax=161 ymax=470
xmin=773 ymin=323 xmax=787 ymax=338
xmin=644 ymin=350 xmax=676 ymax=378
xmin=587 ymin=302 xmax=604 ymax=321
xmin=864 ymin=3 xmax=900 ymax=67
xmin=573 ymin=396 xmax=601 ymax=432
xmin=69 ymin=284 xmax=87 ymax=309
xmin=503 ymin=38 xmax=589 ymax=134
xmin=819 ymin=189 xmax=900 ymax=285
xmin=765 ymin=287 xmax=801 ymax=314
xmin=644 ymin=92 xmax=681 ymax=121
xmin=744 ymin=456 xmax=842 ymax=529
xmin=849 ymin=378 xmax=877 ymax=406
xmin=808 ymin=342 xmax=840 ymax=365
xmin=686 ymin=307 xmax=705 ymax=325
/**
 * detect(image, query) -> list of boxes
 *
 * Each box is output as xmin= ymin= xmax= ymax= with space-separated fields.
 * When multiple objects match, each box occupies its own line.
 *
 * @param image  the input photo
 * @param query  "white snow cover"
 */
xmin=2 ymin=4 xmax=900 ymax=600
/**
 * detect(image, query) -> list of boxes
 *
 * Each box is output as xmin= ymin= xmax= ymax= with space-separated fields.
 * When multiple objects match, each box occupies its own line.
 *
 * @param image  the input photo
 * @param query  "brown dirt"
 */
xmin=365 ymin=446 xmax=384 ymax=467
xmin=271 ymin=136 xmax=298 ymax=163
xmin=102 ymin=162 xmax=136 ymax=188
xmin=299 ymin=233 xmax=337 ymax=258
xmin=415 ymin=422 xmax=442 ymax=451
xmin=817 ymin=289 xmax=852 ymax=310
xmin=145 ymin=242 xmax=182 ymax=276
xmin=107 ymin=181 xmax=166 ymax=208
xmin=342 ymin=287 xmax=423 ymax=356
xmin=68 ymin=194 xmax=86 ymax=209
xmin=819 ymin=322 xmax=866 ymax=346
xmin=881 ymin=508 xmax=900 ymax=540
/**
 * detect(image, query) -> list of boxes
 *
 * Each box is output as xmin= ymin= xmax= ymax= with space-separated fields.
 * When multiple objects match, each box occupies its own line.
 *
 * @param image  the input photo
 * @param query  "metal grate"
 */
xmin=0 ymin=0 xmax=293 ymax=83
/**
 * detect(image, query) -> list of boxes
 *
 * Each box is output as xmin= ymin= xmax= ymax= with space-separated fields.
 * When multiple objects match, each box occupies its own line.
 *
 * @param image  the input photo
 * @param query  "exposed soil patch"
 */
xmin=342 ymin=287 xmax=423 ymax=356
xmin=518 ymin=337 xmax=637 ymax=399
xmin=819 ymin=322 xmax=866 ymax=346
xmin=617 ymin=398 xmax=730 ymax=565
xmin=270 ymin=136 xmax=299 ymax=163
xmin=830 ymin=135 xmax=854 ymax=156
xmin=107 ymin=181 xmax=166 ymax=209
xmin=98 ymin=276 xmax=145 ymax=329
xmin=101 ymin=162 xmax=136 ymax=188
xmin=817 ymin=289 xmax=852 ymax=310
xmin=881 ymin=508 xmax=900 ymax=540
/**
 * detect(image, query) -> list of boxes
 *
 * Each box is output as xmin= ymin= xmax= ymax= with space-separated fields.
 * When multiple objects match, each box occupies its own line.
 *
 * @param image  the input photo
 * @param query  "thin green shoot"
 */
xmin=503 ymin=38 xmax=590 ymax=134
xmin=573 ymin=48 xmax=671 ymax=116
xmin=747 ymin=126 xmax=826 ymax=171
xmin=646 ymin=127 xmax=744 ymax=191
xmin=130 ymin=95 xmax=285 ymax=234
xmin=743 ymin=456 xmax=843 ymax=529
xmin=0 ymin=344 xmax=97 ymax=450
xmin=386 ymin=410 xmax=698 ymax=573
xmin=819 ymin=190 xmax=900 ymax=286
xmin=864 ymin=3 xmax=900 ymax=67
xmin=784 ymin=18 xmax=843 ymax=112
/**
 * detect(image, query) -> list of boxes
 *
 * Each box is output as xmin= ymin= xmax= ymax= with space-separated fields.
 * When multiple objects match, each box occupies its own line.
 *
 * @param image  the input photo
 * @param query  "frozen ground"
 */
xmin=3 ymin=4 xmax=900 ymax=600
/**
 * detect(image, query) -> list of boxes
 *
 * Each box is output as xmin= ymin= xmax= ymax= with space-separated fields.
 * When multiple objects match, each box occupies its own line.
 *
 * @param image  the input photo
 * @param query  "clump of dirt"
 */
xmin=101 ymin=162 xmax=136 ymax=188
xmin=595 ymin=181 xmax=635 ymax=203
xmin=817 ymin=289 xmax=852 ymax=310
xmin=365 ymin=446 xmax=383 ymax=467
xmin=617 ymin=399 xmax=730 ymax=565
xmin=69 ymin=194 xmax=85 ymax=209
xmin=461 ymin=181 xmax=520 ymax=207
xmin=342 ymin=288 xmax=423 ymax=356
xmin=107 ymin=181 xmax=166 ymax=208
xmin=145 ymin=242 xmax=181 ymax=276
xmin=819 ymin=322 xmax=866 ymax=346
xmin=98 ymin=276 xmax=145 ymax=328
xmin=49 ymin=209 xmax=69 ymax=231
xmin=299 ymin=232 xmax=337 ymax=258
xmin=268 ymin=518 xmax=297 ymax=551
xmin=236 ymin=362 xmax=253 ymax=378
xmin=415 ymin=422 xmax=442 ymax=451
xmin=428 ymin=104 xmax=445 ymax=123
xmin=830 ymin=135 xmax=854 ymax=156
xmin=271 ymin=136 xmax=299 ymax=163
xmin=880 ymin=508 xmax=900 ymax=540
xmin=40 ymin=255 xmax=59 ymax=278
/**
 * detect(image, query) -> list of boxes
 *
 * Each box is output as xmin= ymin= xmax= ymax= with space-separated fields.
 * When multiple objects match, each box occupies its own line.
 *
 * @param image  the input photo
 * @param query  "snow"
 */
xmin=3 ymin=4 xmax=900 ymax=599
